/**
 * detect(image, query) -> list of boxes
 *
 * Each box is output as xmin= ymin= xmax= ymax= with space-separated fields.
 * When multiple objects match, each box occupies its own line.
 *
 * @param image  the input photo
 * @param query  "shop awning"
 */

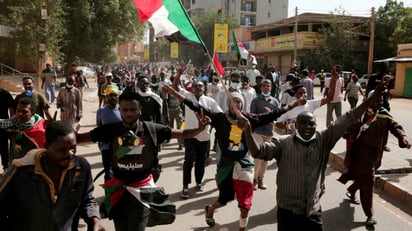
xmin=374 ymin=57 xmax=412 ymax=62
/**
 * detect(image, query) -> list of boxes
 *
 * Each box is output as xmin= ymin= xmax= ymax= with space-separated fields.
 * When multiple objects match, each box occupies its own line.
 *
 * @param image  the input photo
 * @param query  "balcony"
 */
xmin=240 ymin=17 xmax=256 ymax=26
xmin=241 ymin=3 xmax=256 ymax=12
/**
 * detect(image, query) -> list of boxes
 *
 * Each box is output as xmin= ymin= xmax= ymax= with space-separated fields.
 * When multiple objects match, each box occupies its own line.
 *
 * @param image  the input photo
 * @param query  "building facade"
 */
xmin=183 ymin=0 xmax=288 ymax=27
xmin=249 ymin=13 xmax=370 ymax=76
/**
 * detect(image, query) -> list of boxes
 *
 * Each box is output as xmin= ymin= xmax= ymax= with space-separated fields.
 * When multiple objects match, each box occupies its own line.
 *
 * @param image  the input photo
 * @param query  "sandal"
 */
xmin=204 ymin=205 xmax=215 ymax=227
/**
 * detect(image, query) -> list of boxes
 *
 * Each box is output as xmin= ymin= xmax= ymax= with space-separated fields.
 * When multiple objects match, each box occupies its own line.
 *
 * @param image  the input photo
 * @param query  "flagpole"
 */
xmin=177 ymin=0 xmax=209 ymax=55
xmin=207 ymin=50 xmax=241 ymax=118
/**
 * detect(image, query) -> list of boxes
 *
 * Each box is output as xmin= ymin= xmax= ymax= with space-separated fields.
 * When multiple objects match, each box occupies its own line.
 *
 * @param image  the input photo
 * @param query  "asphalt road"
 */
xmin=70 ymin=83 xmax=412 ymax=231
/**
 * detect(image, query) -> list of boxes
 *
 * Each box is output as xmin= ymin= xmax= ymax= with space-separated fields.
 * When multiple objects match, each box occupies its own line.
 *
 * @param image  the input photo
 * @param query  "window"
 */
xmin=268 ymin=0 xmax=271 ymax=3
xmin=268 ymin=12 xmax=270 ymax=18
xmin=192 ymin=0 xmax=195 ymax=4
xmin=246 ymin=3 xmax=252 ymax=11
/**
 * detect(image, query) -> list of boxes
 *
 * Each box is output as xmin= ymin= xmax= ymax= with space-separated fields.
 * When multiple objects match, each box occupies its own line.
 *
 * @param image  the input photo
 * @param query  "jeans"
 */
xmin=326 ymin=102 xmax=342 ymax=127
xmin=183 ymin=138 xmax=208 ymax=186
xmin=44 ymin=83 xmax=56 ymax=103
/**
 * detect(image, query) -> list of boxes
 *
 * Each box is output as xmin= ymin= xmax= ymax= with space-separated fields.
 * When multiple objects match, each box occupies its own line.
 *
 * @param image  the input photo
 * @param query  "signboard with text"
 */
xmin=214 ymin=23 xmax=228 ymax=53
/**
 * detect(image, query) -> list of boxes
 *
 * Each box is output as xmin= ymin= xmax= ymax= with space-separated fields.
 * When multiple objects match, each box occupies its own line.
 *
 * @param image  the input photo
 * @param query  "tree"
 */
xmin=301 ymin=10 xmax=368 ymax=73
xmin=375 ymin=0 xmax=411 ymax=61
xmin=61 ymin=0 xmax=144 ymax=69
xmin=0 ymin=0 xmax=144 ymax=74
xmin=2 ymin=0 xmax=66 ymax=72
xmin=179 ymin=7 xmax=239 ymax=68
xmin=390 ymin=7 xmax=412 ymax=45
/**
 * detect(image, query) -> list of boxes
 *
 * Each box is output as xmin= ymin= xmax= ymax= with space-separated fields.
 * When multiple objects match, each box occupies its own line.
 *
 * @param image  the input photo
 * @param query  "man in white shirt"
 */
xmin=246 ymin=64 xmax=261 ymax=87
xmin=207 ymin=72 xmax=223 ymax=101
xmin=324 ymin=66 xmax=344 ymax=127
xmin=276 ymin=82 xmax=335 ymax=135
xmin=240 ymin=75 xmax=256 ymax=113
xmin=172 ymin=72 xmax=222 ymax=199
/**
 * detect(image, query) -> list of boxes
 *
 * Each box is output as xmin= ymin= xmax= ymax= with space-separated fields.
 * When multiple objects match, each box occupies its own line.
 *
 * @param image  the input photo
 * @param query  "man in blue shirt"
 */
xmin=96 ymin=85 xmax=122 ymax=181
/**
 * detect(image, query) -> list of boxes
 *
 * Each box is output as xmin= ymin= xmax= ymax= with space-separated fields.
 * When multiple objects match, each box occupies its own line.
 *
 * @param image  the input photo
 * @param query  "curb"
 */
xmin=328 ymin=151 xmax=412 ymax=212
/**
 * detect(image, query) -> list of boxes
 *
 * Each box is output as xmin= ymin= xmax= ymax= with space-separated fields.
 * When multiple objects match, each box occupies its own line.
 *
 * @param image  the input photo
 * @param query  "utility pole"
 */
xmin=293 ymin=6 xmax=298 ymax=66
xmin=367 ymin=7 xmax=375 ymax=77
xmin=38 ymin=0 xmax=48 ymax=91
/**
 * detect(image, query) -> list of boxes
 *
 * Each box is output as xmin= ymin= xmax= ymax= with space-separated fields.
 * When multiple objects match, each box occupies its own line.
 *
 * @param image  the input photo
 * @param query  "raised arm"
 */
xmin=246 ymin=97 xmax=306 ymax=130
xmin=172 ymin=67 xmax=186 ymax=91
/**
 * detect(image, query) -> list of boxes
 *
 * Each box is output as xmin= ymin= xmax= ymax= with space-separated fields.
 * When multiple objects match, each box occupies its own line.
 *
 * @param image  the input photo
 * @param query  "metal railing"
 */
xmin=0 ymin=63 xmax=29 ymax=79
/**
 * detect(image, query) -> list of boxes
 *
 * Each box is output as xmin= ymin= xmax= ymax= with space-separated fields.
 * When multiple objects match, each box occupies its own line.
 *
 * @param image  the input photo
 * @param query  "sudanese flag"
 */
xmin=131 ymin=0 xmax=207 ymax=52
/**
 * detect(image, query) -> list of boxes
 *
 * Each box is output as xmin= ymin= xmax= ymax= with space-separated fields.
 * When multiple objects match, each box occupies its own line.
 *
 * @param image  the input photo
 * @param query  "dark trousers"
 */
xmin=277 ymin=207 xmax=323 ymax=231
xmin=0 ymin=130 xmax=9 ymax=169
xmin=347 ymin=175 xmax=374 ymax=217
xmin=112 ymin=191 xmax=150 ymax=231
xmin=101 ymin=149 xmax=113 ymax=182
xmin=183 ymin=138 xmax=208 ymax=186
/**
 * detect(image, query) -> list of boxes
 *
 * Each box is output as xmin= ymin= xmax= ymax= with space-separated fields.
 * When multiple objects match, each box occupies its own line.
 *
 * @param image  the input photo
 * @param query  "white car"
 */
xmin=358 ymin=74 xmax=374 ymax=89
xmin=313 ymin=72 xmax=331 ymax=86
xmin=77 ymin=66 xmax=96 ymax=78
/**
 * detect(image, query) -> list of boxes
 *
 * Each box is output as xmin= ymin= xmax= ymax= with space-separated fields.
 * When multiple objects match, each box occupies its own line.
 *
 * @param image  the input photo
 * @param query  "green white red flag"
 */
xmin=213 ymin=52 xmax=225 ymax=75
xmin=131 ymin=0 xmax=206 ymax=51
xmin=232 ymin=31 xmax=249 ymax=61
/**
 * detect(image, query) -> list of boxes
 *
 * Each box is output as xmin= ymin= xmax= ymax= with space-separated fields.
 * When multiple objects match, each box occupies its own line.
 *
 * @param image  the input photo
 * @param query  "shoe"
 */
xmin=383 ymin=145 xmax=391 ymax=152
xmin=181 ymin=188 xmax=189 ymax=199
xmin=204 ymin=205 xmax=215 ymax=227
xmin=346 ymin=192 xmax=360 ymax=204
xmin=196 ymin=183 xmax=204 ymax=191
xmin=258 ymin=178 xmax=267 ymax=190
xmin=253 ymin=179 xmax=258 ymax=191
xmin=366 ymin=216 xmax=377 ymax=226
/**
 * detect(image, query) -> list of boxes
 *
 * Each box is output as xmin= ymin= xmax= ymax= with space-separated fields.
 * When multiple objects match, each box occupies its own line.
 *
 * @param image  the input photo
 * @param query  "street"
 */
xmin=69 ymin=82 xmax=412 ymax=231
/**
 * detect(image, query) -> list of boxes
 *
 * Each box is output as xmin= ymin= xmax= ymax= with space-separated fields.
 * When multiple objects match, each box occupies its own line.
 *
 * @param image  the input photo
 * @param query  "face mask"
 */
xmin=261 ymin=92 xmax=270 ymax=97
xmin=151 ymin=83 xmax=159 ymax=87
xmin=230 ymin=82 xmax=239 ymax=90
xmin=296 ymin=130 xmax=317 ymax=142
xmin=25 ymin=90 xmax=33 ymax=97
xmin=66 ymin=83 xmax=74 ymax=89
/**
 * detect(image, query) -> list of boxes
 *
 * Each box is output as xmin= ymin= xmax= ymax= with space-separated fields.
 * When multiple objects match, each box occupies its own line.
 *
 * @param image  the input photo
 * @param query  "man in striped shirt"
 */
xmin=241 ymin=78 xmax=384 ymax=231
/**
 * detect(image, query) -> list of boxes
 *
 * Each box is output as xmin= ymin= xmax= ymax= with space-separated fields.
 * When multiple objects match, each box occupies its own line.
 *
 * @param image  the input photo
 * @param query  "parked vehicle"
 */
xmin=313 ymin=72 xmax=331 ymax=86
xmin=358 ymin=74 xmax=375 ymax=89
xmin=77 ymin=66 xmax=96 ymax=79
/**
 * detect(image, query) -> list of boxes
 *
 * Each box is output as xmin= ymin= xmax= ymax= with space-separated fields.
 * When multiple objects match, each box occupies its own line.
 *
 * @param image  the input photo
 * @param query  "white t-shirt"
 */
xmin=180 ymin=89 xmax=222 ymax=141
xmin=325 ymin=77 xmax=344 ymax=103
xmin=241 ymin=86 xmax=256 ymax=113
xmin=277 ymin=99 xmax=322 ymax=123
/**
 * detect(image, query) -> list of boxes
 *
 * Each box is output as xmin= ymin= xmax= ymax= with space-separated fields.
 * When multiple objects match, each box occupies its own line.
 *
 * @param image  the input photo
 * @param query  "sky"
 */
xmin=288 ymin=0 xmax=412 ymax=17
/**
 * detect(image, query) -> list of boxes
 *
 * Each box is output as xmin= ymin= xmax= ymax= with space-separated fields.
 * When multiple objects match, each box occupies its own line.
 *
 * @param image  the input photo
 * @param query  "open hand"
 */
xmin=162 ymin=85 xmax=174 ymax=94
xmin=195 ymin=108 xmax=211 ymax=130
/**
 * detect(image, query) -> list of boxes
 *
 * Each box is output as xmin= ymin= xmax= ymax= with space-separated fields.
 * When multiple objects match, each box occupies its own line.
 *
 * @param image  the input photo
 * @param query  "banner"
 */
xmin=170 ymin=42 xmax=179 ymax=58
xmin=214 ymin=23 xmax=228 ymax=53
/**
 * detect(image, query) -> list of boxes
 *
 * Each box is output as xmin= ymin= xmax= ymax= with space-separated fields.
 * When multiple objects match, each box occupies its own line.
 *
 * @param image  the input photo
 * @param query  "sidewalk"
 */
xmin=310 ymin=90 xmax=412 ymax=214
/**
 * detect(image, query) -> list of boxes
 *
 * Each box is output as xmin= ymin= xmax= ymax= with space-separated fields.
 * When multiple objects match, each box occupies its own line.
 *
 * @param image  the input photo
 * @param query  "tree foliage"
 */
xmin=0 ymin=0 xmax=144 ymax=71
xmin=180 ymin=7 xmax=239 ymax=67
xmin=375 ymin=0 xmax=411 ymax=60
xmin=301 ymin=9 xmax=368 ymax=73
